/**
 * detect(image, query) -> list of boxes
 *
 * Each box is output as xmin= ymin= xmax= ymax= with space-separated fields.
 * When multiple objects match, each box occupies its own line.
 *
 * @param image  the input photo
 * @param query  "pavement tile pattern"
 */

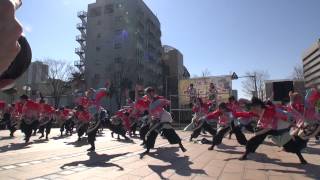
xmin=0 ymin=129 xmax=319 ymax=180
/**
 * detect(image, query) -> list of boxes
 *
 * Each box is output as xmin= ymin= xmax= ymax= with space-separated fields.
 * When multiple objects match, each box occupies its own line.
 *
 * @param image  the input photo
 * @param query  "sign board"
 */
xmin=178 ymin=75 xmax=232 ymax=106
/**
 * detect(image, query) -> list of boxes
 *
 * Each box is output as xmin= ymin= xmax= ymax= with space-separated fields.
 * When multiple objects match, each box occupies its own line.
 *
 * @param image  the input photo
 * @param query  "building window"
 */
xmin=96 ymin=46 xmax=101 ymax=52
xmin=97 ymin=20 xmax=102 ymax=25
xmin=115 ymin=16 xmax=124 ymax=23
xmin=105 ymin=4 xmax=114 ymax=14
xmin=114 ymin=29 xmax=123 ymax=36
xmin=97 ymin=33 xmax=101 ymax=38
xmin=89 ymin=7 xmax=102 ymax=17
xmin=114 ymin=43 xmax=122 ymax=49
xmin=116 ymin=3 xmax=123 ymax=8
xmin=114 ymin=56 xmax=122 ymax=63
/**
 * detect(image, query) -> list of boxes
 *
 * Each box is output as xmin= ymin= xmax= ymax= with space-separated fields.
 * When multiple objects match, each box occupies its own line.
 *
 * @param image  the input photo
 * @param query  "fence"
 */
xmin=168 ymin=95 xmax=193 ymax=129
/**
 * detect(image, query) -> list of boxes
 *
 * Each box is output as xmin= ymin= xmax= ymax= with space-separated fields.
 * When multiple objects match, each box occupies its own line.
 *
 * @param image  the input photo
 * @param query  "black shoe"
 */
xmin=10 ymin=133 xmax=14 ymax=137
xmin=201 ymin=138 xmax=210 ymax=144
xmin=181 ymin=147 xmax=187 ymax=152
xmin=77 ymin=137 xmax=81 ymax=142
xmin=140 ymin=150 xmax=149 ymax=159
xmin=239 ymin=154 xmax=247 ymax=161
xmin=208 ymin=146 xmax=214 ymax=151
xmin=87 ymin=147 xmax=95 ymax=151
xmin=300 ymin=159 xmax=308 ymax=164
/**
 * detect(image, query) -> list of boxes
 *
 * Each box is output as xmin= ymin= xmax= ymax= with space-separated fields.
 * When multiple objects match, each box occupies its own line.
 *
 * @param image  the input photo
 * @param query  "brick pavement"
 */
xmin=0 ymin=129 xmax=319 ymax=180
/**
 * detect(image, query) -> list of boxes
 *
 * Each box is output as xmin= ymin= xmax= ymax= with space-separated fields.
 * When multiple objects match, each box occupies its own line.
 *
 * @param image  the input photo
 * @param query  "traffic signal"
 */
xmin=231 ymin=72 xmax=239 ymax=80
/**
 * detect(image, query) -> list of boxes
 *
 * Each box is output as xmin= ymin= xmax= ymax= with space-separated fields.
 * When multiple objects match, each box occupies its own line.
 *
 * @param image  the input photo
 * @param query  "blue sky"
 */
xmin=16 ymin=0 xmax=320 ymax=98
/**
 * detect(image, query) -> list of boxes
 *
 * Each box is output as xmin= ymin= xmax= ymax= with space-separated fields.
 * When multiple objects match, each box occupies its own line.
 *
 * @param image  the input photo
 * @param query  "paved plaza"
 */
xmin=0 ymin=129 xmax=319 ymax=180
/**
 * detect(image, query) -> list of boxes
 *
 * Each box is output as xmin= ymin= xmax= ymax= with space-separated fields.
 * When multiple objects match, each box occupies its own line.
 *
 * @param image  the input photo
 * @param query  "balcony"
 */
xmin=75 ymin=48 xmax=84 ymax=55
xmin=76 ymin=35 xmax=86 ymax=42
xmin=76 ymin=23 xmax=86 ymax=30
xmin=78 ymin=11 xmax=87 ymax=18
xmin=74 ymin=60 xmax=84 ymax=67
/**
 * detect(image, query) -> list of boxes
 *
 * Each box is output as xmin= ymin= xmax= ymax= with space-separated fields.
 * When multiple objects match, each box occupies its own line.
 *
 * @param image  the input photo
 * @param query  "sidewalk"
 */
xmin=0 ymin=129 xmax=319 ymax=180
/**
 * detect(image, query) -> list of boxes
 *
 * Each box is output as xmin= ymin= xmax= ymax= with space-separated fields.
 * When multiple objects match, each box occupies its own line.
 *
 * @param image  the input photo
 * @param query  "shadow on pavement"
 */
xmin=60 ymin=152 xmax=127 ymax=170
xmin=258 ymin=160 xmax=320 ymax=179
xmin=199 ymin=138 xmax=238 ymax=150
xmin=111 ymin=138 xmax=135 ymax=144
xmin=33 ymin=139 xmax=49 ymax=144
xmin=0 ymin=136 xmax=15 ymax=140
xmin=64 ymin=137 xmax=89 ymax=147
xmin=51 ymin=135 xmax=71 ymax=140
xmin=303 ymin=146 xmax=320 ymax=155
xmin=215 ymin=149 xmax=243 ymax=155
xmin=225 ymin=152 xmax=320 ymax=179
xmin=0 ymin=142 xmax=31 ymax=153
xmin=147 ymin=147 xmax=207 ymax=179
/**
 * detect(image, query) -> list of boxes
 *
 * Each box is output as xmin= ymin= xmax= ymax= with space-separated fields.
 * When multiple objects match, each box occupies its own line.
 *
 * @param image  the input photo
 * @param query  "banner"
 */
xmin=178 ymin=76 xmax=232 ymax=106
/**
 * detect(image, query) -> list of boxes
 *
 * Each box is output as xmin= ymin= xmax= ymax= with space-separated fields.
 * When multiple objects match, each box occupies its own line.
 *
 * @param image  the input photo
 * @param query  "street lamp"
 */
xmin=231 ymin=72 xmax=258 ymax=97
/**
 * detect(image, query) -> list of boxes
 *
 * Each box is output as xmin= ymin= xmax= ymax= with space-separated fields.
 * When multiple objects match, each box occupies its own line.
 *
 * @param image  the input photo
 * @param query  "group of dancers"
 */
xmin=185 ymin=88 xmax=320 ymax=164
xmin=0 ymin=85 xmax=187 ymax=156
xmin=1 ymin=84 xmax=320 ymax=164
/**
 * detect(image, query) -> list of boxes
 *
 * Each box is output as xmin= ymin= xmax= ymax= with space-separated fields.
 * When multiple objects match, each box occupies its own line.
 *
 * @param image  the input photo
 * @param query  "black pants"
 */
xmin=20 ymin=120 xmax=37 ymax=142
xmin=60 ymin=122 xmax=66 ymax=134
xmin=4 ymin=113 xmax=17 ymax=135
xmin=38 ymin=120 xmax=52 ymax=137
xmin=212 ymin=125 xmax=247 ymax=146
xmin=190 ymin=121 xmax=217 ymax=140
xmin=65 ymin=119 xmax=74 ymax=135
xmin=77 ymin=123 xmax=88 ymax=138
xmin=232 ymin=126 xmax=248 ymax=145
xmin=245 ymin=129 xmax=277 ymax=154
xmin=131 ymin=122 xmax=138 ymax=135
xmin=140 ymin=124 xmax=150 ymax=142
xmin=33 ymin=120 xmax=39 ymax=134
xmin=283 ymin=136 xmax=308 ymax=154
xmin=146 ymin=125 xmax=182 ymax=149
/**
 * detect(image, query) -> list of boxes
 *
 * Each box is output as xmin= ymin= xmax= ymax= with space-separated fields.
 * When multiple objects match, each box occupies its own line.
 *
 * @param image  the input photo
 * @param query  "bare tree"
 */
xmin=43 ymin=59 xmax=74 ymax=107
xmin=70 ymin=71 xmax=85 ymax=89
xmin=291 ymin=64 xmax=304 ymax=80
xmin=106 ymin=59 xmax=134 ymax=109
xmin=242 ymin=70 xmax=269 ymax=100
xmin=201 ymin=68 xmax=211 ymax=77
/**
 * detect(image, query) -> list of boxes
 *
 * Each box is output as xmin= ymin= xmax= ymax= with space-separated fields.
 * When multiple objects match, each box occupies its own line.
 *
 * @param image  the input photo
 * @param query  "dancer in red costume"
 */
xmin=19 ymin=95 xmax=40 ymax=143
xmin=38 ymin=99 xmax=55 ymax=140
xmin=141 ymin=87 xmax=186 ymax=157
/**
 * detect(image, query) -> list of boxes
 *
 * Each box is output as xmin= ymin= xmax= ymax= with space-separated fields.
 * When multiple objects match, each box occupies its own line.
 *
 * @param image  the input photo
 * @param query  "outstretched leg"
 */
xmin=239 ymin=132 xmax=269 ymax=160
xmin=162 ymin=128 xmax=187 ymax=152
xmin=190 ymin=122 xmax=205 ymax=141
xmin=38 ymin=125 xmax=45 ymax=139
xmin=208 ymin=127 xmax=230 ymax=150
xmin=233 ymin=126 xmax=247 ymax=145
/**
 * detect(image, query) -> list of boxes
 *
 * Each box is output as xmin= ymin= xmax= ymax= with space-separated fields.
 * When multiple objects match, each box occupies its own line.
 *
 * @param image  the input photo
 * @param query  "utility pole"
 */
xmin=231 ymin=72 xmax=258 ymax=97
xmin=253 ymin=72 xmax=258 ymax=97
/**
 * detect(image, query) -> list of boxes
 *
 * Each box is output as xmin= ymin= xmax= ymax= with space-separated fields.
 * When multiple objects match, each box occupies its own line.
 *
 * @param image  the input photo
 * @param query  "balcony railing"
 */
xmin=76 ymin=35 xmax=86 ymax=42
xmin=77 ymin=11 xmax=87 ymax=18
xmin=76 ymin=23 xmax=86 ymax=30
xmin=74 ymin=61 xmax=84 ymax=67
xmin=75 ymin=48 xmax=84 ymax=54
